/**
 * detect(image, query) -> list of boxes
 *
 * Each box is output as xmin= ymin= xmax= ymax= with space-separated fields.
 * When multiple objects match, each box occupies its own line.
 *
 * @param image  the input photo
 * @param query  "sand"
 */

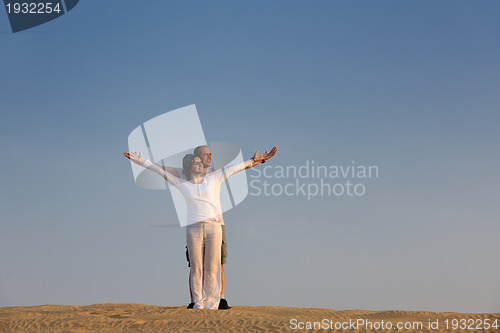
xmin=0 ymin=303 xmax=498 ymax=332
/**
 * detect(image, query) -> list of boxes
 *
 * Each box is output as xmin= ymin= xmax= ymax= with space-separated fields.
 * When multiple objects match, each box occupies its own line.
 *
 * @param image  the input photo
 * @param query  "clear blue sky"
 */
xmin=1 ymin=1 xmax=499 ymax=312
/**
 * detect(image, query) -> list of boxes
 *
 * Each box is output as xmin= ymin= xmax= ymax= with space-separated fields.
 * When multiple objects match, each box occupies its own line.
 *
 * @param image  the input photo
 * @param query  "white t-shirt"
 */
xmin=144 ymin=160 xmax=251 ymax=225
xmin=177 ymin=167 xmax=226 ymax=225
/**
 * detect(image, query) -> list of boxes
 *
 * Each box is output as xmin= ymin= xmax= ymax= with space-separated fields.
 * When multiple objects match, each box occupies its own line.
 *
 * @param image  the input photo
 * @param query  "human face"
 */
xmin=196 ymin=146 xmax=212 ymax=168
xmin=191 ymin=157 xmax=204 ymax=173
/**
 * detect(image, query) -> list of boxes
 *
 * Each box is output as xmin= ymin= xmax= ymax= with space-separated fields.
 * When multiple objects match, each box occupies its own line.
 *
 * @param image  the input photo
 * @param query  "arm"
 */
xmin=244 ymin=146 xmax=278 ymax=170
xmin=155 ymin=164 xmax=181 ymax=178
xmin=124 ymin=152 xmax=181 ymax=177
xmin=221 ymin=160 xmax=254 ymax=180
xmin=222 ymin=146 xmax=278 ymax=178
xmin=124 ymin=152 xmax=181 ymax=186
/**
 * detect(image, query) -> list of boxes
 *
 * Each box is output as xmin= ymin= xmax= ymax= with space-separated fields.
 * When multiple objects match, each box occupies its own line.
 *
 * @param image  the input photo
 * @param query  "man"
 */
xmin=125 ymin=145 xmax=277 ymax=309
xmin=153 ymin=145 xmax=269 ymax=309
xmin=183 ymin=146 xmax=230 ymax=309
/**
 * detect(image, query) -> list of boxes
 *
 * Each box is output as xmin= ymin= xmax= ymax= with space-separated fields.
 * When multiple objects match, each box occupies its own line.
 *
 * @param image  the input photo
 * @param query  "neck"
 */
xmin=190 ymin=171 xmax=203 ymax=183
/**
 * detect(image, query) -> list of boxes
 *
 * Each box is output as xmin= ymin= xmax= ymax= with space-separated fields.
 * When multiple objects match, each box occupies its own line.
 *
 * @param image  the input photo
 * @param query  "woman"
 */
xmin=125 ymin=147 xmax=277 ymax=309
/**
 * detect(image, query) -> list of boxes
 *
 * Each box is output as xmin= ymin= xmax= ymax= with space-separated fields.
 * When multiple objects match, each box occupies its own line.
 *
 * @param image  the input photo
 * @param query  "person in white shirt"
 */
xmin=125 ymin=147 xmax=277 ymax=309
xmin=128 ymin=145 xmax=258 ymax=309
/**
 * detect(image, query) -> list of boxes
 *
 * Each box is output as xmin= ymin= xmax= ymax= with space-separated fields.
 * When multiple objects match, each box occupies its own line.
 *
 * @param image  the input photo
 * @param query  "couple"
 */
xmin=125 ymin=145 xmax=277 ymax=309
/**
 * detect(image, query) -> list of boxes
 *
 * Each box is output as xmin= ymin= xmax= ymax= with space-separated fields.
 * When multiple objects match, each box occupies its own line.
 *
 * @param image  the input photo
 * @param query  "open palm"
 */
xmin=253 ymin=146 xmax=278 ymax=162
xmin=124 ymin=152 xmax=145 ymax=166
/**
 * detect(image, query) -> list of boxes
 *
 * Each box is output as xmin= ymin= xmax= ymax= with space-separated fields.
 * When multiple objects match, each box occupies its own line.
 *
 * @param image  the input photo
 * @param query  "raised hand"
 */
xmin=124 ymin=152 xmax=146 ymax=166
xmin=253 ymin=146 xmax=278 ymax=162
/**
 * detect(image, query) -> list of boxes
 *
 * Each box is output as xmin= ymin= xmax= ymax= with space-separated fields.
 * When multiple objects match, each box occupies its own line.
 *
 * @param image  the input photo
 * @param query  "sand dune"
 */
xmin=0 ymin=303 xmax=498 ymax=332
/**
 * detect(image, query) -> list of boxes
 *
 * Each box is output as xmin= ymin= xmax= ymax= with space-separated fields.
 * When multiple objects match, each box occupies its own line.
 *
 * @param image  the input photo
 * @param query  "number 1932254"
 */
xmin=5 ymin=2 xmax=62 ymax=14
xmin=444 ymin=318 xmax=498 ymax=330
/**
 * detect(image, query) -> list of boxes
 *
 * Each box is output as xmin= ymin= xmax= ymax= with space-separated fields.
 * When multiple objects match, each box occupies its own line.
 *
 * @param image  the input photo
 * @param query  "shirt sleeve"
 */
xmin=143 ymin=160 xmax=182 ymax=186
xmin=219 ymin=160 xmax=253 ymax=181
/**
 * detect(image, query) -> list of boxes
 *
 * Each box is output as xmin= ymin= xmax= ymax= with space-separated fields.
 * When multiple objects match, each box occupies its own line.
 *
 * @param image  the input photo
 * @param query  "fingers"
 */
xmin=253 ymin=147 xmax=278 ymax=161
xmin=264 ymin=147 xmax=277 ymax=158
xmin=124 ymin=152 xmax=146 ymax=161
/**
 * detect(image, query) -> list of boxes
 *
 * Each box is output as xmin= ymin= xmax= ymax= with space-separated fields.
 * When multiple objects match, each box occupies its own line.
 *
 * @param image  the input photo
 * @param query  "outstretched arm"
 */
xmin=123 ymin=152 xmax=180 ymax=186
xmin=222 ymin=146 xmax=278 ymax=179
xmin=160 ymin=165 xmax=181 ymax=178
xmin=124 ymin=152 xmax=181 ymax=177
xmin=245 ymin=146 xmax=278 ymax=169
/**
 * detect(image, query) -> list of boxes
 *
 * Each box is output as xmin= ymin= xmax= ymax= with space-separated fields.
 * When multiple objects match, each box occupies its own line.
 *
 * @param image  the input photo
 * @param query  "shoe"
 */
xmin=187 ymin=303 xmax=194 ymax=309
xmin=218 ymin=298 xmax=231 ymax=310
